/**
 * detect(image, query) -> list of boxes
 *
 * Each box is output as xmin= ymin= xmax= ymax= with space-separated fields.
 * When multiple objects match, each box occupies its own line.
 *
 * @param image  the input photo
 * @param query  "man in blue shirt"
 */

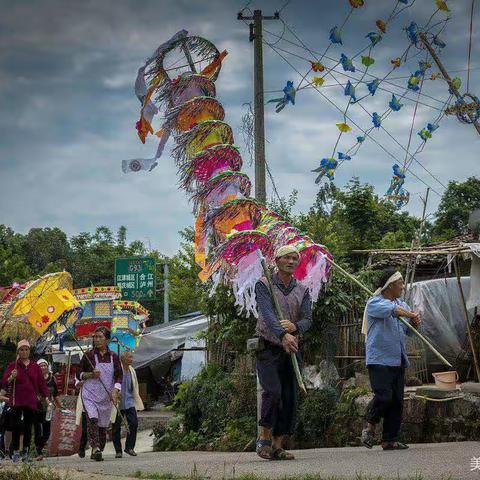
xmin=361 ymin=271 xmax=421 ymax=451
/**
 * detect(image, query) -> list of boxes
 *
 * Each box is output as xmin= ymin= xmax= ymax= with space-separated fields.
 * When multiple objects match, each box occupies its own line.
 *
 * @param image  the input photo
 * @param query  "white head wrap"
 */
xmin=361 ymin=271 xmax=403 ymax=337
xmin=37 ymin=358 xmax=49 ymax=367
xmin=275 ymin=245 xmax=300 ymax=259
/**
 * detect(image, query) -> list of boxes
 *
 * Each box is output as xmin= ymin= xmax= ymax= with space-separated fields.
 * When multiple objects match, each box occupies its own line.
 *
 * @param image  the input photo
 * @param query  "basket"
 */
xmin=432 ymin=371 xmax=459 ymax=390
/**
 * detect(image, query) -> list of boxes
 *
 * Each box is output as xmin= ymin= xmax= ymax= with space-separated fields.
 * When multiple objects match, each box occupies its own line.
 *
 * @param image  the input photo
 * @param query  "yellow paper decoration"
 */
xmin=312 ymin=77 xmax=325 ymax=87
xmin=28 ymin=289 xmax=80 ymax=334
xmin=336 ymin=122 xmax=352 ymax=133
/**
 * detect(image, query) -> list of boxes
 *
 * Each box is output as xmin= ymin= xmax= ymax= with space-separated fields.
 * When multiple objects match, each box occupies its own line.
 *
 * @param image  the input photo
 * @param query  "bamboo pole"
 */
xmin=260 ymin=257 xmax=307 ymax=394
xmin=326 ymin=257 xmax=453 ymax=368
xmin=453 ymin=257 xmax=480 ymax=381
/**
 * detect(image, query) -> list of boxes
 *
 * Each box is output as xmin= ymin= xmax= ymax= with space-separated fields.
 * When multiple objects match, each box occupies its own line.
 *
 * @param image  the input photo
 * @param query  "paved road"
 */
xmin=44 ymin=440 xmax=480 ymax=479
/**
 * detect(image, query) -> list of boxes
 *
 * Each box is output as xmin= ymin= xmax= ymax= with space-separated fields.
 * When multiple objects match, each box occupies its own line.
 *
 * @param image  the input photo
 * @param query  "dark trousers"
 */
xmin=112 ymin=407 xmax=138 ymax=453
xmin=11 ymin=407 xmax=35 ymax=453
xmin=366 ymin=364 xmax=405 ymax=442
xmin=80 ymin=412 xmax=88 ymax=451
xmin=256 ymin=343 xmax=297 ymax=437
xmin=33 ymin=411 xmax=51 ymax=455
xmin=87 ymin=417 xmax=106 ymax=451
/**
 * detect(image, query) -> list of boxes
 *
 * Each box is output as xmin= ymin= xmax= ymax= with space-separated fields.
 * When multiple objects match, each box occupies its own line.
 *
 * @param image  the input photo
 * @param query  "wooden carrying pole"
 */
xmin=453 ymin=257 xmax=480 ymax=381
xmin=260 ymin=257 xmax=307 ymax=394
xmin=326 ymin=257 xmax=453 ymax=368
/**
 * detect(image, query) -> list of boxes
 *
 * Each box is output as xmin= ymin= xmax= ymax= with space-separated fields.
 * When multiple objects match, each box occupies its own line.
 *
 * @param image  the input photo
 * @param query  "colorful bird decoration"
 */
xmin=433 ymin=36 xmax=446 ymax=48
xmin=430 ymin=72 xmax=441 ymax=80
xmin=418 ymin=122 xmax=439 ymax=141
xmin=407 ymin=71 xmax=423 ymax=91
xmin=340 ymin=54 xmax=355 ymax=72
xmin=391 ymin=57 xmax=401 ymax=68
xmin=419 ymin=61 xmax=432 ymax=74
xmin=268 ymin=81 xmax=296 ymax=113
xmin=366 ymin=32 xmax=382 ymax=46
xmin=386 ymin=164 xmax=410 ymax=208
xmin=449 ymin=76 xmax=462 ymax=94
xmin=338 ymin=152 xmax=352 ymax=161
xmin=372 ymin=112 xmax=382 ymax=128
xmin=344 ymin=80 xmax=356 ymax=102
xmin=406 ymin=22 xmax=419 ymax=46
xmin=357 ymin=135 xmax=365 ymax=143
xmin=349 ymin=0 xmax=364 ymax=7
xmin=311 ymin=61 xmax=325 ymax=72
xmin=389 ymin=94 xmax=403 ymax=112
xmin=329 ymin=26 xmax=343 ymax=44
xmin=312 ymin=157 xmax=338 ymax=182
xmin=436 ymin=0 xmax=450 ymax=12
xmin=336 ymin=122 xmax=352 ymax=133
xmin=367 ymin=79 xmax=380 ymax=95
xmin=362 ymin=56 xmax=375 ymax=67
xmin=376 ymin=19 xmax=386 ymax=33
xmin=312 ymin=76 xmax=325 ymax=87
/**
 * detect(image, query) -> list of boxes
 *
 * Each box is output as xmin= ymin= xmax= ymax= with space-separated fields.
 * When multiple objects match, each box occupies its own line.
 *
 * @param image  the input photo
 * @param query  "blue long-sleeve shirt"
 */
xmin=255 ymin=274 xmax=312 ymax=342
xmin=365 ymin=295 xmax=413 ymax=367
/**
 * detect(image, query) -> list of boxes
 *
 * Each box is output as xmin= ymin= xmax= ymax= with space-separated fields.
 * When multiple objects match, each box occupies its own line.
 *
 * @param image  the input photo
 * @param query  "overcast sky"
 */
xmin=1 ymin=0 xmax=478 ymax=255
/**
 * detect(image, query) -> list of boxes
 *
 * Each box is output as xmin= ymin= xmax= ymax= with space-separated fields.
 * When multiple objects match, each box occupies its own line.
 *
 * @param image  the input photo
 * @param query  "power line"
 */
xmin=264 ymin=41 xmax=444 ymax=197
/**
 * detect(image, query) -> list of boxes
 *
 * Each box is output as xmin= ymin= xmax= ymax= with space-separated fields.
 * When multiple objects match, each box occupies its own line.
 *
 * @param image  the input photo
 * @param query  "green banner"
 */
xmin=114 ymin=257 xmax=156 ymax=300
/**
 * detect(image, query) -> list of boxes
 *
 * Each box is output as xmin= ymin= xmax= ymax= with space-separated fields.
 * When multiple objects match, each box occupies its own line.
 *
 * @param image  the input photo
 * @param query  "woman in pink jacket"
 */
xmin=2 ymin=339 xmax=48 ymax=462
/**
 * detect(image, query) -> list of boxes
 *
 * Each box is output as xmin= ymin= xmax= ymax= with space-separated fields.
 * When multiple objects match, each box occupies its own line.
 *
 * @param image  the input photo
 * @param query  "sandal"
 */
xmin=361 ymin=427 xmax=375 ymax=449
xmin=256 ymin=439 xmax=273 ymax=460
xmin=382 ymin=441 xmax=409 ymax=450
xmin=272 ymin=448 xmax=295 ymax=460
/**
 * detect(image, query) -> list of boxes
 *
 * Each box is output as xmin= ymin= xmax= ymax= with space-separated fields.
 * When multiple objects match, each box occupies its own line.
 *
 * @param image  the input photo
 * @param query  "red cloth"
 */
xmin=2 ymin=360 xmax=49 ymax=410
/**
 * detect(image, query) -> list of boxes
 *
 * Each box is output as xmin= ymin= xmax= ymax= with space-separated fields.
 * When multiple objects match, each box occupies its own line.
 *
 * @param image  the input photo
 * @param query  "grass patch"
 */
xmin=0 ymin=463 xmax=69 ymax=480
xmin=132 ymin=471 xmax=458 ymax=480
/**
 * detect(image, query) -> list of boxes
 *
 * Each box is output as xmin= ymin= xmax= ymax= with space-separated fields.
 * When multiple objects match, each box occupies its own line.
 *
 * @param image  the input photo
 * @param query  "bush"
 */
xmin=154 ymin=362 xmax=257 ymax=451
xmin=296 ymin=387 xmax=338 ymax=448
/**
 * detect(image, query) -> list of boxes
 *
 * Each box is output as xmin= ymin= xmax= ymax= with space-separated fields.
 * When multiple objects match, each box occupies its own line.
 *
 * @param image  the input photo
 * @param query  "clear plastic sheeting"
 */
xmin=133 ymin=314 xmax=209 ymax=370
xmin=410 ymin=277 xmax=473 ymax=363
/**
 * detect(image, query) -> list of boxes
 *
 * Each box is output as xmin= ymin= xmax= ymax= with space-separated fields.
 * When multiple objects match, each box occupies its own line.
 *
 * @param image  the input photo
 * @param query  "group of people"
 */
xmin=0 ymin=244 xmax=421 ymax=463
xmin=0 ymin=327 xmax=144 ymax=462
xmin=254 ymin=245 xmax=421 ymax=460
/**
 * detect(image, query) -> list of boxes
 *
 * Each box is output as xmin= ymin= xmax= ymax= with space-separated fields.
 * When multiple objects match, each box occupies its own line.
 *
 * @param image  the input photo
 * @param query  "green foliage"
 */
xmin=434 ymin=176 xmax=480 ymax=237
xmin=0 ymin=463 xmax=69 ymax=480
xmin=296 ymin=387 xmax=338 ymax=447
xmin=154 ymin=362 xmax=256 ymax=452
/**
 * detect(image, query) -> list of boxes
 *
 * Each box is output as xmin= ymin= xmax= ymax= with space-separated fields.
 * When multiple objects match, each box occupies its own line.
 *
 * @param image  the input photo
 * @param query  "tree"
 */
xmin=24 ymin=227 xmax=72 ymax=274
xmin=0 ymin=225 xmax=31 ymax=284
xmin=434 ymin=177 xmax=480 ymax=238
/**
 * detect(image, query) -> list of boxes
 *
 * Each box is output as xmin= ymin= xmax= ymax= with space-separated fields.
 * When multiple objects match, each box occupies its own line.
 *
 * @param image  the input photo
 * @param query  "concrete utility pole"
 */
xmin=238 ymin=9 xmax=280 ymax=204
xmin=419 ymin=33 xmax=480 ymax=136
xmin=163 ymin=261 xmax=169 ymax=324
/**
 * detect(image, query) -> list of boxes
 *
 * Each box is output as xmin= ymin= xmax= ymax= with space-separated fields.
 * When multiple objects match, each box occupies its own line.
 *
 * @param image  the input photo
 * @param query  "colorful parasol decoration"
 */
xmin=0 ymin=272 xmax=83 ymax=344
xmin=125 ymin=30 xmax=332 ymax=316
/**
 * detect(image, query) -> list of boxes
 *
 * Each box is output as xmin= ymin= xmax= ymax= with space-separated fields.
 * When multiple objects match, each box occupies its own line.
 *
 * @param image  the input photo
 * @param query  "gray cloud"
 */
xmin=0 ymin=0 xmax=478 ymax=254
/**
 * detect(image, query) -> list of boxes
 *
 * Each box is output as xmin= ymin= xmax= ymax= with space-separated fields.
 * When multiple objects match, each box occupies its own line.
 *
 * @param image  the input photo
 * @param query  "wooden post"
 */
xmin=64 ymin=350 xmax=72 ymax=395
xmin=419 ymin=33 xmax=480 ymax=136
xmin=453 ymin=256 xmax=480 ymax=381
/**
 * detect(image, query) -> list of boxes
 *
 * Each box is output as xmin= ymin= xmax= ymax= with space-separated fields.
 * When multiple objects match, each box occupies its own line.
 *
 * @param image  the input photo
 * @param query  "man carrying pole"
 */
xmin=360 ymin=270 xmax=422 ymax=451
xmin=254 ymin=245 xmax=312 ymax=461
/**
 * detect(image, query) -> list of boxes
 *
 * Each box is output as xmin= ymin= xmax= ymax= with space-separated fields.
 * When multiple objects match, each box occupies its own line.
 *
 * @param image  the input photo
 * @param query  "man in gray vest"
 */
xmin=255 ymin=245 xmax=312 ymax=460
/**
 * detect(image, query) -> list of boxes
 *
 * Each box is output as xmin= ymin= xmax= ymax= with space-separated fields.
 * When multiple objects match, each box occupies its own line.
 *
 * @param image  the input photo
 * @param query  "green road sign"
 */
xmin=114 ymin=257 xmax=156 ymax=300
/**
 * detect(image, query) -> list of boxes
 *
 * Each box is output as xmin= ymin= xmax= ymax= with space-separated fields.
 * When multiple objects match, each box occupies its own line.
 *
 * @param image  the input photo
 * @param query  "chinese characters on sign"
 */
xmin=114 ymin=257 xmax=156 ymax=300
xmin=48 ymin=395 xmax=81 ymax=456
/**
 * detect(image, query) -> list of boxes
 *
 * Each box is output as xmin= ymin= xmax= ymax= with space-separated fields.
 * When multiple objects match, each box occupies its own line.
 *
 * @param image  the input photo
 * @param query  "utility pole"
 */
xmin=419 ymin=33 xmax=480 ymax=136
xmin=163 ymin=261 xmax=169 ymax=324
xmin=238 ymin=9 xmax=280 ymax=204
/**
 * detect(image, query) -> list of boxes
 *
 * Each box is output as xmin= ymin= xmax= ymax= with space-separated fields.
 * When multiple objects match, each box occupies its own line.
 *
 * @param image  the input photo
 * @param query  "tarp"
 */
xmin=410 ymin=277 xmax=474 ymax=363
xmin=132 ymin=314 xmax=209 ymax=369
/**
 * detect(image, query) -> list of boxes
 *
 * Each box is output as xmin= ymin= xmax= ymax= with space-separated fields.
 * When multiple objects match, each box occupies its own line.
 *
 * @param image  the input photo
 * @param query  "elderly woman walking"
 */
xmin=33 ymin=359 xmax=62 ymax=460
xmin=77 ymin=327 xmax=122 ymax=462
xmin=1 ymin=339 xmax=48 ymax=462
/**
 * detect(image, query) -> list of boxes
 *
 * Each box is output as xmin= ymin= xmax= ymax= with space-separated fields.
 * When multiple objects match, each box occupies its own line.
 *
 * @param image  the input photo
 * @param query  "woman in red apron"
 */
xmin=77 ymin=327 xmax=122 ymax=461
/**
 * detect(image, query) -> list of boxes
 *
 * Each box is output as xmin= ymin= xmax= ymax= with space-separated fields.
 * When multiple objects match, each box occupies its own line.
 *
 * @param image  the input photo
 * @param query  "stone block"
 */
xmin=354 ymin=394 xmax=373 ymax=417
xmin=354 ymin=372 xmax=371 ymax=390
xmin=460 ymin=382 xmax=480 ymax=394
xmin=402 ymin=397 xmax=426 ymax=424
